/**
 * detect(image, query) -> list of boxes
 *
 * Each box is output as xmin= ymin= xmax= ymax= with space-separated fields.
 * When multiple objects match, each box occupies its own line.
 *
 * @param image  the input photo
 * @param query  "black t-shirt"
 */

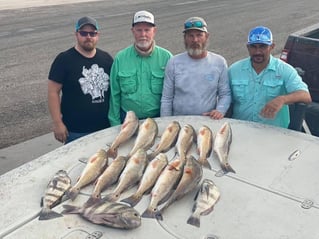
xmin=48 ymin=47 xmax=113 ymax=133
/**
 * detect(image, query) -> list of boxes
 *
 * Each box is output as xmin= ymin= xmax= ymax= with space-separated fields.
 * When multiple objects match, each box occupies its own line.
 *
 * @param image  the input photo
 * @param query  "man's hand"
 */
xmin=53 ymin=122 xmax=68 ymax=143
xmin=203 ymin=110 xmax=224 ymax=120
xmin=260 ymin=96 xmax=285 ymax=118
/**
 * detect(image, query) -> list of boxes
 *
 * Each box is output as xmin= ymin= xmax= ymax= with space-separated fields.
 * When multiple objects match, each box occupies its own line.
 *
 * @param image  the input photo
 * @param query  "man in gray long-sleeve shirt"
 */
xmin=160 ymin=17 xmax=231 ymax=119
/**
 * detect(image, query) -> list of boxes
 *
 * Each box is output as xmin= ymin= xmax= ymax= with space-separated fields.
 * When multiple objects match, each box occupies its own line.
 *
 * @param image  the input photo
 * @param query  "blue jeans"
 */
xmin=120 ymin=108 xmax=127 ymax=123
xmin=65 ymin=132 xmax=91 ymax=144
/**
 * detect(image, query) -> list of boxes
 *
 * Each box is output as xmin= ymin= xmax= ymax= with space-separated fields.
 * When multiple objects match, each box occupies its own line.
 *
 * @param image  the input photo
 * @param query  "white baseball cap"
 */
xmin=132 ymin=10 xmax=155 ymax=26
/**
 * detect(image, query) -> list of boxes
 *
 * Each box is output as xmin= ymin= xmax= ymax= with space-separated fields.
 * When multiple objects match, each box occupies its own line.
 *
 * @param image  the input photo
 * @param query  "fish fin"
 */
xmin=107 ymin=147 xmax=118 ymax=159
xmin=144 ymin=188 xmax=152 ymax=195
xmin=192 ymin=188 xmax=200 ymax=203
xmin=141 ymin=207 xmax=160 ymax=219
xmin=67 ymin=187 xmax=80 ymax=201
xmin=102 ymin=193 xmax=118 ymax=202
xmin=38 ymin=207 xmax=63 ymax=221
xmin=221 ymin=163 xmax=236 ymax=174
xmin=121 ymin=194 xmax=142 ymax=207
xmin=155 ymin=211 xmax=163 ymax=221
xmin=61 ymin=204 xmax=80 ymax=214
xmin=158 ymin=190 xmax=174 ymax=206
xmin=78 ymin=157 xmax=88 ymax=164
xmin=187 ymin=215 xmax=200 ymax=227
xmin=201 ymin=206 xmax=215 ymax=216
xmin=40 ymin=196 xmax=44 ymax=207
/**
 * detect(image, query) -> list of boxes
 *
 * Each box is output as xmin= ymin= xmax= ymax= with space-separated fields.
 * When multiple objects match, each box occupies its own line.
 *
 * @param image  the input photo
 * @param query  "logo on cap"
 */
xmin=132 ymin=10 xmax=155 ymax=26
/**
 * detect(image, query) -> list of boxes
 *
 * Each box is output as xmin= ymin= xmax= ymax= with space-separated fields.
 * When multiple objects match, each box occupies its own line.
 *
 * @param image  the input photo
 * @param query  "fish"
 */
xmin=62 ymin=199 xmax=141 ymax=229
xmin=175 ymin=124 xmax=196 ymax=167
xmin=121 ymin=153 xmax=168 ymax=207
xmin=107 ymin=111 xmax=139 ymax=158
xmin=39 ymin=170 xmax=71 ymax=220
xmin=158 ymin=155 xmax=203 ymax=219
xmin=148 ymin=121 xmax=181 ymax=160
xmin=196 ymin=125 xmax=213 ymax=169
xmin=85 ymin=155 xmax=127 ymax=207
xmin=68 ymin=149 xmax=108 ymax=201
xmin=187 ymin=178 xmax=220 ymax=228
xmin=103 ymin=149 xmax=148 ymax=202
xmin=127 ymin=118 xmax=158 ymax=158
xmin=141 ymin=157 xmax=184 ymax=219
xmin=213 ymin=121 xmax=235 ymax=173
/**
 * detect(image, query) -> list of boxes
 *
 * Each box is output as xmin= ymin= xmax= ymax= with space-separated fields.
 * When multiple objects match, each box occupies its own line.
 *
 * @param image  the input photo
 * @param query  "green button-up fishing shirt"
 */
xmin=108 ymin=44 xmax=172 ymax=126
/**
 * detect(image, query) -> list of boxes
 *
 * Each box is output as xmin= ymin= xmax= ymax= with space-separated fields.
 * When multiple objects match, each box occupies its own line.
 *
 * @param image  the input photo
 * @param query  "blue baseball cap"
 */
xmin=75 ymin=16 xmax=99 ymax=31
xmin=247 ymin=26 xmax=273 ymax=45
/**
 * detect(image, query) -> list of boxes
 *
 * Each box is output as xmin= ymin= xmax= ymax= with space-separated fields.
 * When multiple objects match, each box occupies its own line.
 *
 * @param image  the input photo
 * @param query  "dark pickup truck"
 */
xmin=280 ymin=23 xmax=319 ymax=137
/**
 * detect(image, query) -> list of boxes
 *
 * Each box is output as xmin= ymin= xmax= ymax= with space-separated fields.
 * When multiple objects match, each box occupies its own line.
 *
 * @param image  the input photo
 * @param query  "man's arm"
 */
xmin=48 ymin=80 xmax=68 ymax=143
xmin=160 ymin=59 xmax=174 ymax=116
xmin=108 ymin=60 xmax=122 ymax=126
xmin=261 ymin=90 xmax=312 ymax=118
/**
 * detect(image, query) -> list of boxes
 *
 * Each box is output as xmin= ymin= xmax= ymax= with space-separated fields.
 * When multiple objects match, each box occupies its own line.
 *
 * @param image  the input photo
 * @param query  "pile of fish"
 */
xmin=39 ymin=111 xmax=235 ymax=229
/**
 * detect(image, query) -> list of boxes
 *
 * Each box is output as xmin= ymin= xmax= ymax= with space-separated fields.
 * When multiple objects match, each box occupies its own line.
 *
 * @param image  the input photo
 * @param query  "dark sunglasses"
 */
xmin=78 ymin=31 xmax=98 ymax=37
xmin=184 ymin=21 xmax=205 ymax=29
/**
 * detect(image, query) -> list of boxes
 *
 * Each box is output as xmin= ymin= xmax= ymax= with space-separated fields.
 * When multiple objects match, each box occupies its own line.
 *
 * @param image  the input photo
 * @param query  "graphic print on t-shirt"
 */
xmin=78 ymin=64 xmax=109 ymax=103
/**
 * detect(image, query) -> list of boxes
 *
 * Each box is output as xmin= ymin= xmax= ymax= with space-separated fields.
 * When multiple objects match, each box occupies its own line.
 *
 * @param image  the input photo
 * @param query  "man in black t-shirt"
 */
xmin=48 ymin=16 xmax=113 ymax=144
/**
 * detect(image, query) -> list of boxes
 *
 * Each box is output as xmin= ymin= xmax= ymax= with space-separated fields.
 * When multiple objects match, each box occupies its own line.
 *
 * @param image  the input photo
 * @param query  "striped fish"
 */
xmin=39 ymin=170 xmax=71 ymax=220
xmin=62 ymin=199 xmax=141 ymax=229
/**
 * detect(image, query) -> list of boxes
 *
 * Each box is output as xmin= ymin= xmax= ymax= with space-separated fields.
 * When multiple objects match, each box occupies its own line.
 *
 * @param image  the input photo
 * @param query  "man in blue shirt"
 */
xmin=228 ymin=26 xmax=311 ymax=128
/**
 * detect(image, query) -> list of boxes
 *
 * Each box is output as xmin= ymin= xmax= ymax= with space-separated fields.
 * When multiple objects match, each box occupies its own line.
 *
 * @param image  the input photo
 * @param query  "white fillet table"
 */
xmin=0 ymin=116 xmax=318 ymax=239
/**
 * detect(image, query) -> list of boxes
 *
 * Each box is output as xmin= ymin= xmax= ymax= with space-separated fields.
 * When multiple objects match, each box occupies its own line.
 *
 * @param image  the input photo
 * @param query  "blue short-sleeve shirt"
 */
xmin=228 ymin=55 xmax=309 ymax=128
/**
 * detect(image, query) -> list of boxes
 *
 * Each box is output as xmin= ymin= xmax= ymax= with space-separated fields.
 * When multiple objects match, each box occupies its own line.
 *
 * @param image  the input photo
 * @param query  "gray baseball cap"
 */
xmin=75 ymin=16 xmax=99 ymax=31
xmin=183 ymin=17 xmax=208 ymax=33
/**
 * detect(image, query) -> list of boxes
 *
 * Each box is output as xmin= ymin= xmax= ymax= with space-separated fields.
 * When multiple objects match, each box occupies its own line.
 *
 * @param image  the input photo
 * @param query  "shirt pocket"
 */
xmin=150 ymin=71 xmax=164 ymax=94
xmin=231 ymin=79 xmax=249 ymax=101
xmin=263 ymin=78 xmax=284 ymax=97
xmin=118 ymin=71 xmax=137 ymax=94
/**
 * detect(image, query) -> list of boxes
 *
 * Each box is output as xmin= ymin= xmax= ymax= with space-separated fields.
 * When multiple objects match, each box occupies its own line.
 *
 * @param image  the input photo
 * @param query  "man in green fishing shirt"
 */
xmin=108 ymin=10 xmax=172 ymax=126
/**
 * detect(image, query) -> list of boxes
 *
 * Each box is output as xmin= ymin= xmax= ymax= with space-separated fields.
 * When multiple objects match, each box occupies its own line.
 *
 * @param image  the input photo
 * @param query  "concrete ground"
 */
xmin=0 ymin=0 xmax=95 ymax=175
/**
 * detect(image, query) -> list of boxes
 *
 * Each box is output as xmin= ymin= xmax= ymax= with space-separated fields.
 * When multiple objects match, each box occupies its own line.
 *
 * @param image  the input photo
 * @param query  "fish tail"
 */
xmin=38 ymin=207 xmax=63 ymax=221
xmin=67 ymin=187 xmax=80 ymax=201
xmin=141 ymin=207 xmax=160 ymax=219
xmin=107 ymin=147 xmax=118 ymax=159
xmin=61 ymin=204 xmax=80 ymax=214
xmin=121 ymin=194 xmax=142 ymax=207
xmin=187 ymin=214 xmax=200 ymax=227
xmin=199 ymin=157 xmax=212 ymax=169
xmin=222 ymin=163 xmax=236 ymax=174
xmin=84 ymin=195 xmax=101 ymax=208
xmin=147 ymin=153 xmax=156 ymax=161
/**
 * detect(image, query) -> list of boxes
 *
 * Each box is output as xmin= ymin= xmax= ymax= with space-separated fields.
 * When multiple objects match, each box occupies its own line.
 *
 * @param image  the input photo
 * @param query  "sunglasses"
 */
xmin=77 ymin=31 xmax=98 ymax=37
xmin=184 ymin=21 xmax=205 ymax=29
xmin=249 ymin=34 xmax=271 ymax=42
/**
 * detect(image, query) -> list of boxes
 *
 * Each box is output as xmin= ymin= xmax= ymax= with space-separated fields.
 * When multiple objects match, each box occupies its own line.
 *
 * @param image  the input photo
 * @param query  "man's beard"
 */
xmin=81 ymin=41 xmax=95 ymax=52
xmin=136 ymin=39 xmax=152 ymax=51
xmin=185 ymin=42 xmax=207 ymax=57
xmin=251 ymin=54 xmax=265 ymax=64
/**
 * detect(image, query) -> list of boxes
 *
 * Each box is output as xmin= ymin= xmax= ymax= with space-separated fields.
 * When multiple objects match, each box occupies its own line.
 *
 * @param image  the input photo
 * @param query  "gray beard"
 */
xmin=187 ymin=48 xmax=205 ymax=57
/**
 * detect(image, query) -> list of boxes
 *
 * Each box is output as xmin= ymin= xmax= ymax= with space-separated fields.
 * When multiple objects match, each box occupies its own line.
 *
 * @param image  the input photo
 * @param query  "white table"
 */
xmin=1 ymin=116 xmax=318 ymax=239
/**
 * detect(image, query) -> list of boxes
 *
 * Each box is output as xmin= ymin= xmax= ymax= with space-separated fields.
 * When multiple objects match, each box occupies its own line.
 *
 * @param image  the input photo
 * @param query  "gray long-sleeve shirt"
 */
xmin=160 ymin=52 xmax=231 ymax=116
